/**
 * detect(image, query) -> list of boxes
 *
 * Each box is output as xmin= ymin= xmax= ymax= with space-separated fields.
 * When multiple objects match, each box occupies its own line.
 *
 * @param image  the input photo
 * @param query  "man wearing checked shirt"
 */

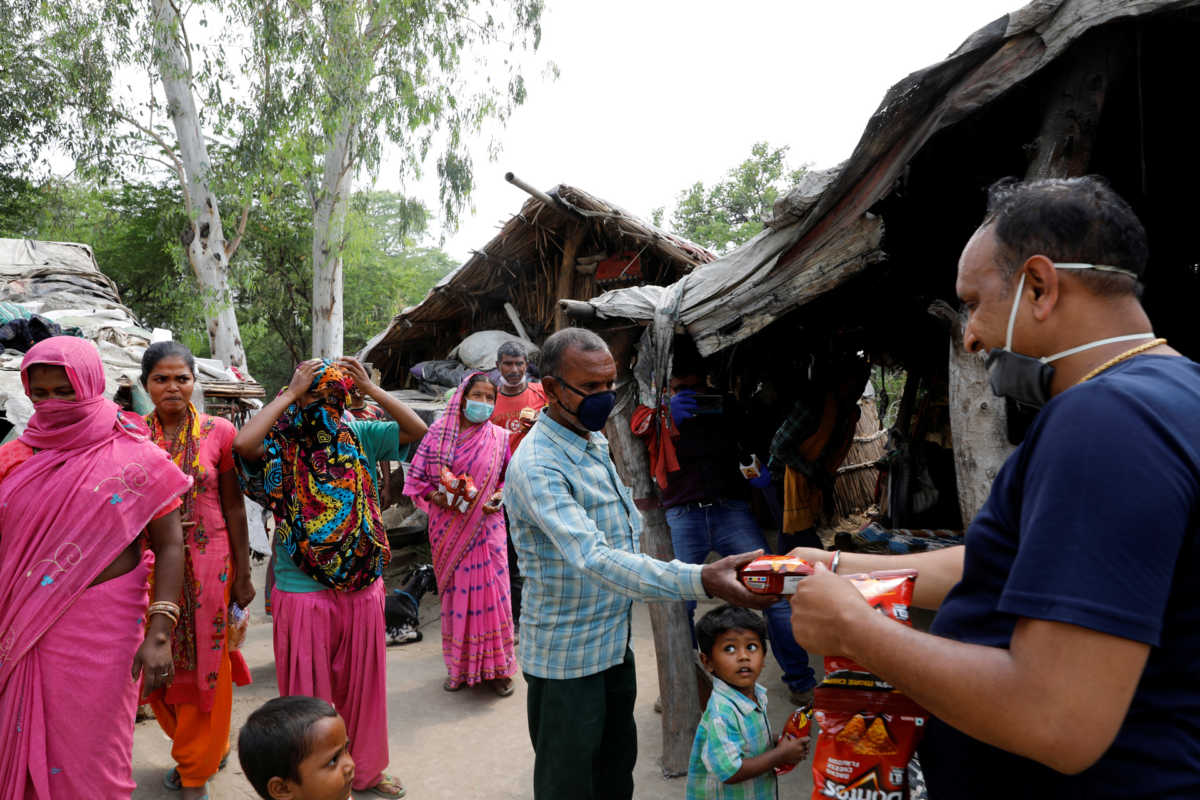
xmin=506 ymin=328 xmax=774 ymax=800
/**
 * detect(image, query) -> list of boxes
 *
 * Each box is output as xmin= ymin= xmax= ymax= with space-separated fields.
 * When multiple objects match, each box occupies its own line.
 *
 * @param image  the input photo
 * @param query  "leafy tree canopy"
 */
xmin=0 ymin=177 xmax=453 ymax=393
xmin=653 ymin=142 xmax=808 ymax=254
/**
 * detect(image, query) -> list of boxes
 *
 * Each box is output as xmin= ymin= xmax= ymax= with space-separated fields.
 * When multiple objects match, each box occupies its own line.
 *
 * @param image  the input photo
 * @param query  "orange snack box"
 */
xmin=737 ymin=555 xmax=815 ymax=595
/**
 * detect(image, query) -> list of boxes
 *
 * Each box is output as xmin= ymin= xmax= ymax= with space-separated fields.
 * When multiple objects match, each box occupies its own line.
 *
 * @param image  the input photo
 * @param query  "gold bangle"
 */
xmin=148 ymin=600 xmax=181 ymax=616
xmin=148 ymin=608 xmax=179 ymax=628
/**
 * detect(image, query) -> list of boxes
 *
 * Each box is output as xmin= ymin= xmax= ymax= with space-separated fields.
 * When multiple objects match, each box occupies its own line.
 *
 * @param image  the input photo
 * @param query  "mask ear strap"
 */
xmin=1004 ymin=273 xmax=1026 ymax=352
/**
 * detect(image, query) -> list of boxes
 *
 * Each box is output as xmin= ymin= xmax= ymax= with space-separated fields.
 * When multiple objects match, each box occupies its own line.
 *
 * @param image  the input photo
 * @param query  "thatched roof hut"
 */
xmin=358 ymin=179 xmax=714 ymax=387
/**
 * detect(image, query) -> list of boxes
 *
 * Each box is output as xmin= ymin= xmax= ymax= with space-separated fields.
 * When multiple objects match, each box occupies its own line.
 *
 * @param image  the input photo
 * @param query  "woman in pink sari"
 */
xmin=0 ymin=337 xmax=191 ymax=799
xmin=404 ymin=372 xmax=517 ymax=695
xmin=141 ymin=341 xmax=255 ymax=799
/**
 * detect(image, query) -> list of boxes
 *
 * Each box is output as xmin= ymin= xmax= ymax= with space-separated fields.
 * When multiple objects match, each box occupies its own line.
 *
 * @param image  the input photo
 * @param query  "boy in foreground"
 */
xmin=687 ymin=605 xmax=809 ymax=798
xmin=238 ymin=696 xmax=356 ymax=800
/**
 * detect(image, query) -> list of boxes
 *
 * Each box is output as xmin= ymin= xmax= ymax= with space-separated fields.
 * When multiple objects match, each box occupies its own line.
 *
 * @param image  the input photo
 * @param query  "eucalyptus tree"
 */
xmin=0 ymin=0 xmax=261 ymax=369
xmin=244 ymin=0 xmax=544 ymax=356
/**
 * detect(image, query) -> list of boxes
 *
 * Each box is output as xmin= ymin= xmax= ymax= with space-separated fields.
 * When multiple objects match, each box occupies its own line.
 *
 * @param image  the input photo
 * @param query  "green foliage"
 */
xmin=663 ymin=142 xmax=809 ymax=254
xmin=871 ymin=365 xmax=907 ymax=429
xmin=0 ymin=176 xmax=454 ymax=394
xmin=231 ymin=184 xmax=455 ymax=393
xmin=0 ymin=0 xmax=543 ymax=367
xmin=0 ymin=176 xmax=211 ymax=353
xmin=238 ymin=0 xmax=545 ymax=225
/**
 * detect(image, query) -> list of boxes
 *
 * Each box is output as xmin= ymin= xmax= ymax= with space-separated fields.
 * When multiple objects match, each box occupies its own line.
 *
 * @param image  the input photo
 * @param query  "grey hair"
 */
xmin=496 ymin=340 xmax=527 ymax=361
xmin=541 ymin=328 xmax=609 ymax=377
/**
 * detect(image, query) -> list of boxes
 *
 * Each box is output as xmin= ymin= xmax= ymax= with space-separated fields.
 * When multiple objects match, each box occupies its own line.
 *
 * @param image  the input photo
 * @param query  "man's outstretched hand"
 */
xmin=700 ymin=550 xmax=778 ymax=610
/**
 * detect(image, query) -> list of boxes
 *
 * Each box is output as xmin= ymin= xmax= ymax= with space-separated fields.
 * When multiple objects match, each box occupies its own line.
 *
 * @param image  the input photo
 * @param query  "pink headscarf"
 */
xmin=0 ymin=337 xmax=192 ymax=688
xmin=19 ymin=336 xmax=128 ymax=449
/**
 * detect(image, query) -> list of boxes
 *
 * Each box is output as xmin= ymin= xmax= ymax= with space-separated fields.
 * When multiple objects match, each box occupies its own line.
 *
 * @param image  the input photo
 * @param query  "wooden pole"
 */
xmin=605 ymin=402 xmax=700 ymax=777
xmin=1025 ymin=34 xmax=1113 ymax=180
xmin=554 ymin=225 xmax=587 ymax=331
xmin=946 ymin=33 xmax=1114 ymax=526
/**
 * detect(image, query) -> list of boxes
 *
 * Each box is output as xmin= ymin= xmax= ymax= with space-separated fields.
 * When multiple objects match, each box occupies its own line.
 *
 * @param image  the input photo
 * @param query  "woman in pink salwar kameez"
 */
xmin=0 ymin=337 xmax=191 ymax=799
xmin=404 ymin=372 xmax=517 ymax=695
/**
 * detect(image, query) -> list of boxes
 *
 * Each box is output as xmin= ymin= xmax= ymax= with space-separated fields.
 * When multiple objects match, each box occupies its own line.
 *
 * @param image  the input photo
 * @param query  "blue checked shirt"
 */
xmin=505 ymin=410 xmax=707 ymax=679
xmin=686 ymin=678 xmax=777 ymax=800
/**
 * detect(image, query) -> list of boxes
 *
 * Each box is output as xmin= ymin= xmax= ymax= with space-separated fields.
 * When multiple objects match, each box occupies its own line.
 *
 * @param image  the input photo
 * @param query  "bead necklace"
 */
xmin=1076 ymin=338 xmax=1167 ymax=384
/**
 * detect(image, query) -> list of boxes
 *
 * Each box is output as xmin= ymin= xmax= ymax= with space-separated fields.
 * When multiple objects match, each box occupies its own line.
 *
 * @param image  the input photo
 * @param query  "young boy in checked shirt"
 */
xmin=687 ymin=605 xmax=809 ymax=799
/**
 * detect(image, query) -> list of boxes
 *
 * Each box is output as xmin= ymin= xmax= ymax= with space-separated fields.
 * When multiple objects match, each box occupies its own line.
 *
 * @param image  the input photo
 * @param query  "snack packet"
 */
xmin=435 ymin=467 xmax=479 ymax=513
xmin=811 ymin=688 xmax=925 ymax=800
xmin=822 ymin=569 xmax=917 ymax=689
xmin=774 ymin=704 xmax=813 ymax=775
xmin=227 ymin=602 xmax=249 ymax=650
xmin=738 ymin=555 xmax=815 ymax=595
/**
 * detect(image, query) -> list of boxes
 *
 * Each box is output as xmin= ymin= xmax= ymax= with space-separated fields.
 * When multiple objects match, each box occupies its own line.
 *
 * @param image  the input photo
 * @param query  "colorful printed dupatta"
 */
xmin=249 ymin=361 xmax=389 ymax=592
xmin=404 ymin=373 xmax=509 ymax=589
xmin=0 ymin=337 xmax=191 ymax=796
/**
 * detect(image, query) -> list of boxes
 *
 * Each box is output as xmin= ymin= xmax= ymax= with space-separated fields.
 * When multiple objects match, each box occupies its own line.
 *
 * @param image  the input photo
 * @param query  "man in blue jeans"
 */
xmin=634 ymin=364 xmax=818 ymax=705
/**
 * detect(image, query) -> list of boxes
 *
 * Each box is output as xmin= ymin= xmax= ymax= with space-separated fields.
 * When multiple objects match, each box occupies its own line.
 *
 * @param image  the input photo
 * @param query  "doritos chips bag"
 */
xmin=822 ymin=569 xmax=918 ymax=690
xmin=774 ymin=704 xmax=813 ymax=776
xmin=811 ymin=688 xmax=925 ymax=800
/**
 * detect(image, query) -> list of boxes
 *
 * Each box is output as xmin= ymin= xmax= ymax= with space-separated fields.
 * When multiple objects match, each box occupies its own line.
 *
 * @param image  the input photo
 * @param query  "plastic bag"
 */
xmin=228 ymin=602 xmax=249 ymax=650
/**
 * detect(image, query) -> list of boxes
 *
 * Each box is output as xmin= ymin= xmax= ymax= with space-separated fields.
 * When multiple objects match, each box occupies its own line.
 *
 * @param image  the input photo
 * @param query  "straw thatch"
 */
xmin=833 ymin=397 xmax=888 ymax=519
xmin=359 ymin=184 xmax=714 ymax=388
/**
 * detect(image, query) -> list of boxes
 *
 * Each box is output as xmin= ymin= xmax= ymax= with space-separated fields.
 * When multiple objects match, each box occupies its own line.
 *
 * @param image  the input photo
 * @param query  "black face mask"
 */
xmin=985 ymin=349 xmax=1054 ymax=410
xmin=986 ymin=270 xmax=1154 ymax=411
xmin=551 ymin=376 xmax=616 ymax=432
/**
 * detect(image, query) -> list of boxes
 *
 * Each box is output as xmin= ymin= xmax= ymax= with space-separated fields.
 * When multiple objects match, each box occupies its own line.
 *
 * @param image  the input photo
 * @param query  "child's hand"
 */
xmin=774 ymin=733 xmax=810 ymax=767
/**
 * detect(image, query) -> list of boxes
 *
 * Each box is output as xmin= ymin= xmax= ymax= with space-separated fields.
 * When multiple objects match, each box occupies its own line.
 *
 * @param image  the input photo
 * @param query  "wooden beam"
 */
xmin=945 ymin=31 xmax=1116 ymax=527
xmin=1025 ymin=31 xmax=1114 ymax=179
xmin=554 ymin=224 xmax=587 ymax=330
xmin=605 ymin=393 xmax=700 ymax=777
xmin=558 ymin=298 xmax=596 ymax=320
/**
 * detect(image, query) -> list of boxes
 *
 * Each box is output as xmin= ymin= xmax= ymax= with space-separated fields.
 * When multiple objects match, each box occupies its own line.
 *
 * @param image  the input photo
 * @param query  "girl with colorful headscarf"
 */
xmin=0 ymin=337 xmax=191 ymax=799
xmin=234 ymin=356 xmax=426 ymax=799
xmin=403 ymin=372 xmax=517 ymax=695
xmin=140 ymin=341 xmax=255 ymax=799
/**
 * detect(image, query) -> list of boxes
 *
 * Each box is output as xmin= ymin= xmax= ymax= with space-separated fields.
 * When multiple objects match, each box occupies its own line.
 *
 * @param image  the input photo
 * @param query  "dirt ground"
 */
xmin=130 ymin=559 xmax=820 ymax=799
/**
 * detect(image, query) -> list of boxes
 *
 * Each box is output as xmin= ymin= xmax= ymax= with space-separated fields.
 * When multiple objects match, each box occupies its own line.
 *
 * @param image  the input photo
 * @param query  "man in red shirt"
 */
xmin=491 ymin=340 xmax=546 ymax=454
xmin=490 ymin=339 xmax=546 ymax=638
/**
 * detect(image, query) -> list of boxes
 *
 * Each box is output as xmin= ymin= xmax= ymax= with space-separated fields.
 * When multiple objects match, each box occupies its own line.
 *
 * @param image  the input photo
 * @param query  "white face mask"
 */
xmin=985 ymin=263 xmax=1151 ymax=409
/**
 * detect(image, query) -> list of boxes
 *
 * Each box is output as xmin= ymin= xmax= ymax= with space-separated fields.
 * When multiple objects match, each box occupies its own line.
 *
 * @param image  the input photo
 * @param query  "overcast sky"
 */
xmin=388 ymin=0 xmax=1021 ymax=262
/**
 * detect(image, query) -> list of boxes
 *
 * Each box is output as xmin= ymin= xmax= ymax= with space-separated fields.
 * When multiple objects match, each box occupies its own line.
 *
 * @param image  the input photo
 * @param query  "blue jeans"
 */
xmin=665 ymin=499 xmax=817 ymax=692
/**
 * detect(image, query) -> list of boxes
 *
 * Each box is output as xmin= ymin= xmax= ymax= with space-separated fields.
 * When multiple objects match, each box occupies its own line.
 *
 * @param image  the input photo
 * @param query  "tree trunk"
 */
xmin=946 ymin=34 xmax=1113 ymax=525
xmin=605 ymin=393 xmax=699 ymax=777
xmin=946 ymin=324 xmax=1012 ymax=526
xmin=312 ymin=116 xmax=355 ymax=359
xmin=151 ymin=0 xmax=246 ymax=370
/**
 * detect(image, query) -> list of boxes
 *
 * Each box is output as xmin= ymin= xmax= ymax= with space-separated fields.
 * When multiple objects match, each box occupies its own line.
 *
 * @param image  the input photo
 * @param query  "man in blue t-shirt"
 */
xmin=786 ymin=176 xmax=1200 ymax=798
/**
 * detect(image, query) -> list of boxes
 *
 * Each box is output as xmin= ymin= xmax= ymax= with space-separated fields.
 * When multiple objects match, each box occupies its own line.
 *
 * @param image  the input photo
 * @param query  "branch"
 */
xmin=224 ymin=203 xmax=251 ymax=259
xmin=111 ymin=108 xmax=195 ymax=215
xmin=112 ymin=151 xmax=180 ymax=174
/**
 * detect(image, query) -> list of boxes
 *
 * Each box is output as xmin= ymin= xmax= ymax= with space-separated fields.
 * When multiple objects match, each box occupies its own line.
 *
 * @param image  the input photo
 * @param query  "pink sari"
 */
xmin=404 ymin=374 xmax=515 ymax=687
xmin=0 ymin=337 xmax=192 ymax=799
